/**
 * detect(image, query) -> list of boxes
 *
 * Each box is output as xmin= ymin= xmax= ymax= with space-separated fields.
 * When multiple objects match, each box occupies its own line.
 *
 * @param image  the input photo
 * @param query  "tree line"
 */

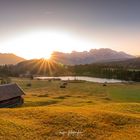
xmin=69 ymin=64 xmax=140 ymax=82
xmin=0 ymin=63 xmax=140 ymax=82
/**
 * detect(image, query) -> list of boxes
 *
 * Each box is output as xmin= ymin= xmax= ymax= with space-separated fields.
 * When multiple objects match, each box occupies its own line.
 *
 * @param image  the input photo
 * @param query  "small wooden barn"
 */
xmin=0 ymin=83 xmax=25 ymax=108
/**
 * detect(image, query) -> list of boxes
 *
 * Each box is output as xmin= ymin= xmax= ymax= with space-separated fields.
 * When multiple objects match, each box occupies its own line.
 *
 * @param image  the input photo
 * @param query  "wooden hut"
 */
xmin=0 ymin=83 xmax=25 ymax=108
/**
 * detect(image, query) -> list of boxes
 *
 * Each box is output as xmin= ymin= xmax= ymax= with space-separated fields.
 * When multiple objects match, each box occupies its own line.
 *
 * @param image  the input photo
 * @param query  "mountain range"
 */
xmin=0 ymin=48 xmax=136 ymax=65
xmin=51 ymin=48 xmax=135 ymax=65
xmin=0 ymin=53 xmax=25 ymax=65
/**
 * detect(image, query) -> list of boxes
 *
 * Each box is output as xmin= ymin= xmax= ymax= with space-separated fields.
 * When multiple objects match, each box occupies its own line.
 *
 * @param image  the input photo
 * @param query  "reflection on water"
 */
xmin=35 ymin=76 xmax=124 ymax=83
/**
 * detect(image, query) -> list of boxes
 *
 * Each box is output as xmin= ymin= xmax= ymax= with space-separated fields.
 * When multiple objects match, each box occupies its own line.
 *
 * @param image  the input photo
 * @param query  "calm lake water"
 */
xmin=35 ymin=76 xmax=124 ymax=83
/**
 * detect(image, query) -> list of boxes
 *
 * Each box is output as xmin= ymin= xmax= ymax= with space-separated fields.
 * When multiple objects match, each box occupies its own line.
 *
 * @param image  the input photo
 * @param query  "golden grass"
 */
xmin=0 ymin=106 xmax=140 ymax=140
xmin=0 ymin=78 xmax=139 ymax=139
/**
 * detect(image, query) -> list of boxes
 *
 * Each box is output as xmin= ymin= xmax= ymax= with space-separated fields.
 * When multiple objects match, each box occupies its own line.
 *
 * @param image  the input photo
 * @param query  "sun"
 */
xmin=43 ymin=53 xmax=52 ymax=60
xmin=1 ymin=30 xmax=100 ymax=59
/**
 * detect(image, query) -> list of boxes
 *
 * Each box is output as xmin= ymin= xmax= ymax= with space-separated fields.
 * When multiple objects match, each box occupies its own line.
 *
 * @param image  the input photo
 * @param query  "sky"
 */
xmin=0 ymin=0 xmax=140 ymax=59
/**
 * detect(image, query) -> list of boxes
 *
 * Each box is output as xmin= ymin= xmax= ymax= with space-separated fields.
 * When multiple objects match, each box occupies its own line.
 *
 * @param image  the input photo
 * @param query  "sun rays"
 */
xmin=21 ymin=56 xmax=63 ymax=76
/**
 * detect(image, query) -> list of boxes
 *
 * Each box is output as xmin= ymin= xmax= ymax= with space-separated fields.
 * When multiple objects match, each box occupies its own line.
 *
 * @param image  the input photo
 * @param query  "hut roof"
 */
xmin=0 ymin=83 xmax=25 ymax=101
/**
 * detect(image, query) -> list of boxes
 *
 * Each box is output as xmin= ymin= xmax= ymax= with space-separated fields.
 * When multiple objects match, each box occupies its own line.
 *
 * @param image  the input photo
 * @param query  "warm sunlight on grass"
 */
xmin=0 ymin=78 xmax=140 ymax=140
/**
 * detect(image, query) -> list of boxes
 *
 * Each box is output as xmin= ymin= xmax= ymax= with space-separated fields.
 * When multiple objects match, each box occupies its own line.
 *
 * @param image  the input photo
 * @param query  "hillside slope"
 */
xmin=0 ymin=53 xmax=25 ymax=65
xmin=104 ymin=57 xmax=140 ymax=68
xmin=0 ymin=105 xmax=140 ymax=140
xmin=0 ymin=78 xmax=140 ymax=140
xmin=15 ymin=59 xmax=65 ymax=75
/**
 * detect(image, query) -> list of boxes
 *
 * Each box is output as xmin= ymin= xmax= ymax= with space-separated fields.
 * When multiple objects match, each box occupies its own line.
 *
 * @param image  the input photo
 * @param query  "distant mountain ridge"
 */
xmin=0 ymin=53 xmax=25 ymax=65
xmin=51 ymin=48 xmax=135 ymax=65
xmin=0 ymin=49 xmax=135 ymax=65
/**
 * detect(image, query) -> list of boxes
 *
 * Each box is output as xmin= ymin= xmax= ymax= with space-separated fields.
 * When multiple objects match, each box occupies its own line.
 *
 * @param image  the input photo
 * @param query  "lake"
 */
xmin=35 ymin=76 xmax=125 ymax=83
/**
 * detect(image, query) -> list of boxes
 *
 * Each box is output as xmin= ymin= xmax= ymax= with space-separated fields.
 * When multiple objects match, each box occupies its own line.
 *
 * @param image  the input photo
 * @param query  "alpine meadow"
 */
xmin=0 ymin=0 xmax=140 ymax=140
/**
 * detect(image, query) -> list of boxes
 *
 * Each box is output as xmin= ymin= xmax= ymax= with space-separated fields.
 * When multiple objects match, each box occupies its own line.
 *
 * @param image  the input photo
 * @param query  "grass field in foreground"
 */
xmin=0 ymin=78 xmax=140 ymax=140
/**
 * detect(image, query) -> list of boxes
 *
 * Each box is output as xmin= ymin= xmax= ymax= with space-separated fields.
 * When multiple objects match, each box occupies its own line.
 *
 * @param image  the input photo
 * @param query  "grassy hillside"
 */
xmin=0 ymin=78 xmax=140 ymax=140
